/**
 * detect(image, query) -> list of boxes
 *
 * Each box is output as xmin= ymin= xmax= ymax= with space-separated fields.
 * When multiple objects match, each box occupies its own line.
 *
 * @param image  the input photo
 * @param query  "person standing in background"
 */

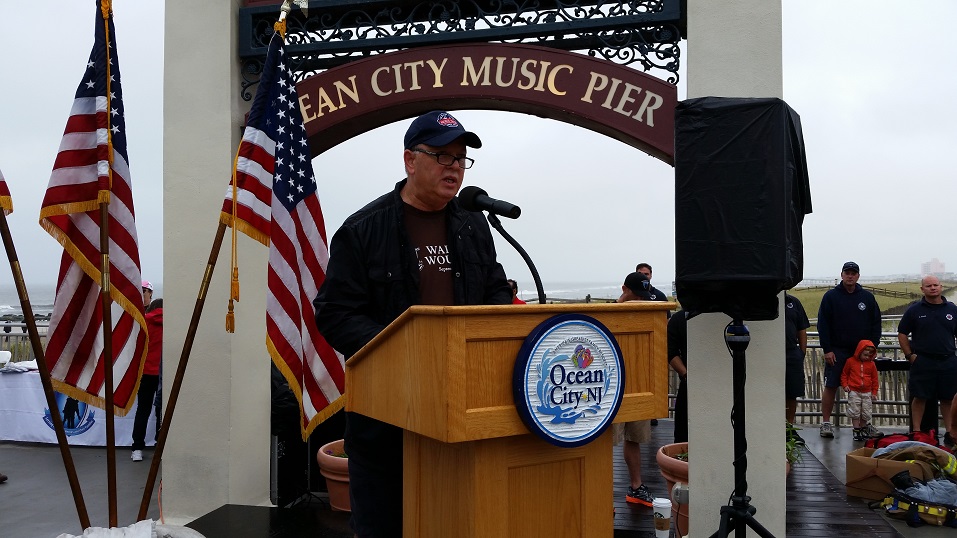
xmin=667 ymin=309 xmax=689 ymax=443
xmin=635 ymin=262 xmax=669 ymax=302
xmin=637 ymin=262 xmax=671 ymax=427
xmin=615 ymin=271 xmax=658 ymax=506
xmin=898 ymin=275 xmax=957 ymax=443
xmin=784 ymin=293 xmax=810 ymax=444
xmin=131 ymin=281 xmax=162 ymax=462
xmin=841 ymin=340 xmax=881 ymax=441
xmin=816 ymin=261 xmax=881 ymax=438
xmin=507 ymin=279 xmax=526 ymax=304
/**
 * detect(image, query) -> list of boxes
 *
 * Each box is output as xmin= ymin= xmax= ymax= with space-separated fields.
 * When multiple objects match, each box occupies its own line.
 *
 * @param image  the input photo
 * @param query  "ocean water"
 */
xmin=0 ymin=281 xmax=164 ymax=318
xmin=0 ymin=280 xmax=612 ymax=315
xmin=0 ymin=284 xmax=57 ymax=317
xmin=517 ymin=281 xmax=629 ymax=302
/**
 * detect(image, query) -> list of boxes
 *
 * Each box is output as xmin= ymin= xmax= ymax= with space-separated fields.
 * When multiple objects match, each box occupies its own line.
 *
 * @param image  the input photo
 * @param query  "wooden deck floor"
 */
xmin=611 ymin=421 xmax=903 ymax=537
xmin=186 ymin=420 xmax=903 ymax=538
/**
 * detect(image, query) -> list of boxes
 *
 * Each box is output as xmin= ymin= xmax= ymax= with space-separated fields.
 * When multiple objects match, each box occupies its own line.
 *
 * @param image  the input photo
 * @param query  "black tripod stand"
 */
xmin=707 ymin=320 xmax=776 ymax=538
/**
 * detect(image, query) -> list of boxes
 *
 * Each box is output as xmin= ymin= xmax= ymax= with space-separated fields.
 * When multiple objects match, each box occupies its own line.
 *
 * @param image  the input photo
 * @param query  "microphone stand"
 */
xmin=485 ymin=213 xmax=546 ymax=304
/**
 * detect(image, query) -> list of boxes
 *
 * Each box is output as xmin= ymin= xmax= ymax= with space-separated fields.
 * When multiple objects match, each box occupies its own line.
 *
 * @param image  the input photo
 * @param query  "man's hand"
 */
xmin=824 ymin=351 xmax=836 ymax=366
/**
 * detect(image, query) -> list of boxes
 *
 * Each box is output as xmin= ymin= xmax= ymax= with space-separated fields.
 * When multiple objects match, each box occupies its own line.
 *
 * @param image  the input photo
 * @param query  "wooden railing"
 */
xmin=663 ymin=323 xmax=930 ymax=429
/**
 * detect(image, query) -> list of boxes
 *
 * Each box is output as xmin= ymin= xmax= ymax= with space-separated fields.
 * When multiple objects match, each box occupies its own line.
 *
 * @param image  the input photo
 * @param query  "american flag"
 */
xmin=222 ymin=32 xmax=344 ymax=437
xmin=0 ymin=168 xmax=12 ymax=216
xmin=39 ymin=5 xmax=147 ymax=415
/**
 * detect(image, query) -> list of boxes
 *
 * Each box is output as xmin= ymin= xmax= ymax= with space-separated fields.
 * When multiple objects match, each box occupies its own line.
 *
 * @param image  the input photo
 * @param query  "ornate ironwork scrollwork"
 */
xmin=240 ymin=57 xmax=266 ymax=102
xmin=238 ymin=0 xmax=683 ymax=98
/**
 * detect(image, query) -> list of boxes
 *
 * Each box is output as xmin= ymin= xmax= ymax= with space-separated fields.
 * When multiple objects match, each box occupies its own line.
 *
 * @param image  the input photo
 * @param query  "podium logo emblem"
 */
xmin=513 ymin=314 xmax=624 ymax=447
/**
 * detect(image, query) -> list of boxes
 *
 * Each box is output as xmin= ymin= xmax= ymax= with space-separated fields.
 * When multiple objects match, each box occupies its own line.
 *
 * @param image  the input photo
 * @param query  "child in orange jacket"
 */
xmin=841 ymin=340 xmax=881 ymax=441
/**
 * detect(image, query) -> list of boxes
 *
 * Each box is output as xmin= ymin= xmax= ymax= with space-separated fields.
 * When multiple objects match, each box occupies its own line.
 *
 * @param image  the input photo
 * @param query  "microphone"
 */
xmin=458 ymin=186 xmax=522 ymax=219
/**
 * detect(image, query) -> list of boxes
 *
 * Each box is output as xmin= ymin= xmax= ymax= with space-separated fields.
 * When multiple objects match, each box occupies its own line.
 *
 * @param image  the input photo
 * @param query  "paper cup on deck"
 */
xmin=652 ymin=497 xmax=672 ymax=538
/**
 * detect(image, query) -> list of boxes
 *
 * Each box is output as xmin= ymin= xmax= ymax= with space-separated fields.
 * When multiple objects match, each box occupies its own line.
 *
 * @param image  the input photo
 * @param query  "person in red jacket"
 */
xmin=507 ymin=279 xmax=526 ymax=304
xmin=841 ymin=340 xmax=881 ymax=441
xmin=131 ymin=281 xmax=163 ymax=462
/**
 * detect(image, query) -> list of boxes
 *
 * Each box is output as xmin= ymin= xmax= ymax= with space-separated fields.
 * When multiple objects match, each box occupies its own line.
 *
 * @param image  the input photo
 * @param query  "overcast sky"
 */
xmin=0 ymin=1 xmax=954 ymax=298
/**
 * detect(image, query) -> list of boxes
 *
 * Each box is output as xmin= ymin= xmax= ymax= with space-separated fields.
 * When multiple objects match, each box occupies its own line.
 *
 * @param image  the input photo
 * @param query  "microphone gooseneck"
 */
xmin=457 ymin=186 xmax=544 ymax=304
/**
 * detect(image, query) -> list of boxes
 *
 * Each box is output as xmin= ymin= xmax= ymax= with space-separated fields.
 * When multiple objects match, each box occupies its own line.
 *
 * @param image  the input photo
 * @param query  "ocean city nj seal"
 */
xmin=513 ymin=314 xmax=625 ymax=447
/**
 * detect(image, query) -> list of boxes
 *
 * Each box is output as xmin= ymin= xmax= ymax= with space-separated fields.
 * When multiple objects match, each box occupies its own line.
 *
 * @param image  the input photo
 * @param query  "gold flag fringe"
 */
xmin=267 ymin=337 xmax=345 ymax=441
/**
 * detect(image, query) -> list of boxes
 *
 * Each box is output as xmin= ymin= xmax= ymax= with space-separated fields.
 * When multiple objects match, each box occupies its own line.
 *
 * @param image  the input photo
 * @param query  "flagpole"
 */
xmin=138 ymin=222 xmax=228 ymax=520
xmin=139 ymin=1 xmax=309 ymax=518
xmin=97 ymin=0 xmax=119 ymax=526
xmin=0 ymin=212 xmax=91 ymax=529
xmin=95 ymin=202 xmax=119 ymax=528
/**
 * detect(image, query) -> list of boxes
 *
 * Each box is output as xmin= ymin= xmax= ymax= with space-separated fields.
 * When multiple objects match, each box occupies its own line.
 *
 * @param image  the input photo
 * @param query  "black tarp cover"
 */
xmin=674 ymin=97 xmax=812 ymax=320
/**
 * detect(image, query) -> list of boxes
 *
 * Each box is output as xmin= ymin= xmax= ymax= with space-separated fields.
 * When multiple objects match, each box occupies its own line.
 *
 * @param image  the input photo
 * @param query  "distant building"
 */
xmin=921 ymin=258 xmax=946 ymax=277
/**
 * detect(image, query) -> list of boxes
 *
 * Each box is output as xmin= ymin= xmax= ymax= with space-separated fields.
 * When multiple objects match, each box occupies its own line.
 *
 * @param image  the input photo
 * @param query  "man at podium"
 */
xmin=314 ymin=110 xmax=512 ymax=537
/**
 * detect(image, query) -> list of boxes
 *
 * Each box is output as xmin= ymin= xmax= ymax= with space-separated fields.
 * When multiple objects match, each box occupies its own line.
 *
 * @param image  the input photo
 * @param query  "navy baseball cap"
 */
xmin=404 ymin=111 xmax=482 ymax=150
xmin=624 ymin=272 xmax=653 ymax=300
xmin=842 ymin=261 xmax=860 ymax=273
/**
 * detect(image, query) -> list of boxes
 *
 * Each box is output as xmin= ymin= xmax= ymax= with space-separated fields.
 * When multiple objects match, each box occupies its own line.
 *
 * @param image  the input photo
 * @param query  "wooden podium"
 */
xmin=346 ymin=302 xmax=671 ymax=537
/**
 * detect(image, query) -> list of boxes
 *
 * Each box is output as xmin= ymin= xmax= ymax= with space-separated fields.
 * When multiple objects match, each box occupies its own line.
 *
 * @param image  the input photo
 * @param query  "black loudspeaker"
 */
xmin=674 ymin=97 xmax=812 ymax=321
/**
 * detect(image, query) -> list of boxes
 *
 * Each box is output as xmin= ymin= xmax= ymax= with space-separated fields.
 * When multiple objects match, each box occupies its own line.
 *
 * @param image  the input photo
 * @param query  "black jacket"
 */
xmin=314 ymin=179 xmax=512 ymax=358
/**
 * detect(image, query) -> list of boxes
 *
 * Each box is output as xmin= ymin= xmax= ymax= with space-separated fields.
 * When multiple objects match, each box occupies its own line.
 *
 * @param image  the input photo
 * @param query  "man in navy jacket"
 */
xmin=816 ymin=261 xmax=881 ymax=438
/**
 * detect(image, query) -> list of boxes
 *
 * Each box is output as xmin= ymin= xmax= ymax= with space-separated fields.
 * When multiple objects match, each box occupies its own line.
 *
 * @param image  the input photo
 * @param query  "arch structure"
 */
xmin=239 ymin=0 xmax=682 ymax=162
xmin=295 ymin=43 xmax=677 ymax=163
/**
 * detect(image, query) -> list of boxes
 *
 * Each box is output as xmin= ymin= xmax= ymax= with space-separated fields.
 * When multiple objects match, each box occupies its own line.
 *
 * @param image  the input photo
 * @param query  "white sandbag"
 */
xmin=55 ymin=520 xmax=206 ymax=538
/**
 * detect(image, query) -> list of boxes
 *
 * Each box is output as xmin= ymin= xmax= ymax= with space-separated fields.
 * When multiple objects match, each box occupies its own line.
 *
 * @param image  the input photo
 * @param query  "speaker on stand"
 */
xmin=674 ymin=97 xmax=813 ymax=537
xmin=675 ymin=97 xmax=811 ymax=321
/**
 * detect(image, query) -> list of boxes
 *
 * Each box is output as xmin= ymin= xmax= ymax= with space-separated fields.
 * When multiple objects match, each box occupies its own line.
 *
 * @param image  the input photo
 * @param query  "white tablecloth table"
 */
xmin=0 ymin=371 xmax=155 ymax=446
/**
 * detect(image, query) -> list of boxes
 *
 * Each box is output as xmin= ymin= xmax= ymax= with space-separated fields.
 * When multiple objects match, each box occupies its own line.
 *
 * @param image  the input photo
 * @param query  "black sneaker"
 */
xmin=862 ymin=423 xmax=883 ymax=439
xmin=625 ymin=484 xmax=654 ymax=506
xmin=852 ymin=428 xmax=863 ymax=442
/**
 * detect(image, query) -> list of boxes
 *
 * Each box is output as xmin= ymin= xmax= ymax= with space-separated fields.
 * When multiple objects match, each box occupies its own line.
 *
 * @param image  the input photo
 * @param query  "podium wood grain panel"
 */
xmin=406 ymin=431 xmax=613 ymax=537
xmin=347 ymin=303 xmax=671 ymax=536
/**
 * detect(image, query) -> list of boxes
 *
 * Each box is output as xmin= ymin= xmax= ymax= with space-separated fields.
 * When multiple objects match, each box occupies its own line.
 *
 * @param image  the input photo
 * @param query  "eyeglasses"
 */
xmin=412 ymin=148 xmax=475 ymax=169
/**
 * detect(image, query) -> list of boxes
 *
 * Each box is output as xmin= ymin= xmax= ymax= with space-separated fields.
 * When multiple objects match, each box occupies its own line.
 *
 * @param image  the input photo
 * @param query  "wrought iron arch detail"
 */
xmin=239 ymin=0 xmax=683 ymax=99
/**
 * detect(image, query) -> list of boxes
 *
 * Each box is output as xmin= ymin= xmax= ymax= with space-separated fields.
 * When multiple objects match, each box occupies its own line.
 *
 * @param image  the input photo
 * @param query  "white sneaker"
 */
xmin=131 ymin=450 xmax=143 ymax=462
xmin=819 ymin=422 xmax=834 ymax=438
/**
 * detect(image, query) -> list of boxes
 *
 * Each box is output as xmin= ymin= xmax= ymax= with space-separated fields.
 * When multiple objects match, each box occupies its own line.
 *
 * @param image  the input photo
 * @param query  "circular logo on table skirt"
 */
xmin=44 ymin=392 xmax=95 ymax=436
xmin=513 ymin=314 xmax=625 ymax=448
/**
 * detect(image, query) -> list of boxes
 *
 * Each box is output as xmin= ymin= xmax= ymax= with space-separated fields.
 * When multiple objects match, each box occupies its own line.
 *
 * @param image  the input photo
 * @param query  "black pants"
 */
xmin=345 ymin=412 xmax=403 ymax=537
xmin=674 ymin=378 xmax=688 ymax=443
xmin=131 ymin=374 xmax=159 ymax=450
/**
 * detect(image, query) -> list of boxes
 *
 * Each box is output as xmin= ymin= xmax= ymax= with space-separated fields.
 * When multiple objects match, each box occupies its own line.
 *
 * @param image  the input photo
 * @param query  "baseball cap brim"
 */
xmin=414 ymin=130 xmax=482 ymax=149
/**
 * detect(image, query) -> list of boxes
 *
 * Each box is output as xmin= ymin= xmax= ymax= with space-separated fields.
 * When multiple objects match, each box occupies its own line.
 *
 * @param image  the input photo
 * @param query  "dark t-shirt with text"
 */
xmin=404 ymin=203 xmax=454 ymax=305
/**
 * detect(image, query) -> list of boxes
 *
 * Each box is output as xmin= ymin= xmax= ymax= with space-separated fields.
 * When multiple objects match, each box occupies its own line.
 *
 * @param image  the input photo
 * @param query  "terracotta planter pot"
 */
xmin=316 ymin=439 xmax=351 ymax=511
xmin=656 ymin=442 xmax=689 ymax=534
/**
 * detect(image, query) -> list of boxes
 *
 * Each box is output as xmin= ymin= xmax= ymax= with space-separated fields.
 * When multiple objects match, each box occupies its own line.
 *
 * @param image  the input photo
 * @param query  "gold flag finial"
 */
xmin=275 ymin=0 xmax=308 ymax=37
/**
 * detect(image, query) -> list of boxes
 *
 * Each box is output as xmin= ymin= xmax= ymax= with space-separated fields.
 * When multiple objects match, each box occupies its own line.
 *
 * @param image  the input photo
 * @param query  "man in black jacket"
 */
xmin=314 ymin=110 xmax=511 ymax=537
xmin=635 ymin=262 xmax=669 ymax=302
